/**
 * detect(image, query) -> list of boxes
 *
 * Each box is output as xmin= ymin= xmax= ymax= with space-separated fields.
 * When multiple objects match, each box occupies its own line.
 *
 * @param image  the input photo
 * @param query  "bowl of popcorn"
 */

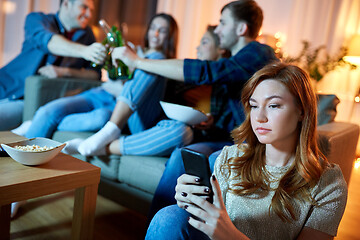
xmin=1 ymin=137 xmax=66 ymax=166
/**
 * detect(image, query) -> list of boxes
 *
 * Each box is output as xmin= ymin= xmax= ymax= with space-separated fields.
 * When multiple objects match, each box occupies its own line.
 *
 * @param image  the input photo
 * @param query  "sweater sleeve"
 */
xmin=304 ymin=164 xmax=348 ymax=236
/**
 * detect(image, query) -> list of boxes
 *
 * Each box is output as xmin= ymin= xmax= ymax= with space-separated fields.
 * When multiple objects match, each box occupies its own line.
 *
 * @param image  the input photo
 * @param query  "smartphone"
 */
xmin=181 ymin=148 xmax=213 ymax=203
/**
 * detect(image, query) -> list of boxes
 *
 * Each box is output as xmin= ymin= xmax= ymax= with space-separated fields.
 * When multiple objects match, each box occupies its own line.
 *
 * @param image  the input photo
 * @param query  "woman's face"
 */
xmin=147 ymin=16 xmax=169 ymax=51
xmin=196 ymin=31 xmax=221 ymax=61
xmin=249 ymin=79 xmax=302 ymax=148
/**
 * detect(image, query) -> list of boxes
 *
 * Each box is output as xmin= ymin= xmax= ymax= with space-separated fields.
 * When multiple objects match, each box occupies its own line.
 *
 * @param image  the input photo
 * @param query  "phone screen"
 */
xmin=181 ymin=148 xmax=213 ymax=203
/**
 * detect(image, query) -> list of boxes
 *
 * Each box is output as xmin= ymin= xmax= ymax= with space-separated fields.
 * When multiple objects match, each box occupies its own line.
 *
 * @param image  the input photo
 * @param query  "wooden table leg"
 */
xmin=0 ymin=204 xmax=11 ymax=240
xmin=72 ymin=184 xmax=98 ymax=240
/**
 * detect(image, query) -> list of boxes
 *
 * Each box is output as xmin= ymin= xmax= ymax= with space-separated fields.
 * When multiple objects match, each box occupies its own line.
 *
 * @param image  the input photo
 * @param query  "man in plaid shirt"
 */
xmin=112 ymin=0 xmax=279 ymax=220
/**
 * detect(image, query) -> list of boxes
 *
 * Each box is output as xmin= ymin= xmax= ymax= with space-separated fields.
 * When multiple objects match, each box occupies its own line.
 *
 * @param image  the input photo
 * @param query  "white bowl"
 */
xmin=160 ymin=101 xmax=208 ymax=125
xmin=1 ymin=137 xmax=66 ymax=166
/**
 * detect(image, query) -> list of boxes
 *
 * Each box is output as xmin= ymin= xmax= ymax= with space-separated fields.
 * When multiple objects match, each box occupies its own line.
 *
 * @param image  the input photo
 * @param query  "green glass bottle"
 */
xmin=98 ymin=19 xmax=130 ymax=80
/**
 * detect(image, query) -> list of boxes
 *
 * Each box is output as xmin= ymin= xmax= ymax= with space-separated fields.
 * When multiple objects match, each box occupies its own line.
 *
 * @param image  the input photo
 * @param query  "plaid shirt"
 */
xmin=184 ymin=41 xmax=278 ymax=140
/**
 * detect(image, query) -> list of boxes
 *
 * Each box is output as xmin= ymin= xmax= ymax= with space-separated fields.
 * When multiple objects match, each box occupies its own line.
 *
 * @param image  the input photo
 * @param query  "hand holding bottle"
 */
xmin=93 ymin=19 xmax=131 ymax=80
xmin=83 ymin=42 xmax=107 ymax=64
xmin=111 ymin=46 xmax=139 ymax=73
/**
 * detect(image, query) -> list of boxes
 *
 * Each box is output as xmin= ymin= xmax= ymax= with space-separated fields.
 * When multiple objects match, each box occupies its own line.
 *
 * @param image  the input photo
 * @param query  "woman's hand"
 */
xmin=111 ymin=46 xmax=140 ymax=72
xmin=193 ymin=113 xmax=214 ymax=130
xmin=175 ymin=174 xmax=212 ymax=209
xmin=184 ymin=175 xmax=250 ymax=240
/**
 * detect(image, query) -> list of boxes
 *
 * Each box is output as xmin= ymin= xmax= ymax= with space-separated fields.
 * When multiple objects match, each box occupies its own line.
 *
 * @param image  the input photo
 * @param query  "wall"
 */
xmin=0 ymin=0 xmax=60 ymax=66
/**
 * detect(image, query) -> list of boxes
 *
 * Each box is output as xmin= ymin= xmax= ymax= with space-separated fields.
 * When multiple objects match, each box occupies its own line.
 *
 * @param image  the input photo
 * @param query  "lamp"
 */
xmin=344 ymin=35 xmax=360 ymax=66
xmin=344 ymin=35 xmax=360 ymax=104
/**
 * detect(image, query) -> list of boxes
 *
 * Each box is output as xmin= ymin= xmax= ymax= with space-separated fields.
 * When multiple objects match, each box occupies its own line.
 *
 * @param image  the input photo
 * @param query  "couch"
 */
xmin=23 ymin=75 xmax=360 ymax=216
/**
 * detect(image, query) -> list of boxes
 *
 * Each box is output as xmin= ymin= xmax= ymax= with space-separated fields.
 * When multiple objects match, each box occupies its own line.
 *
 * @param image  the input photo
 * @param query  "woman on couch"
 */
xmin=146 ymin=62 xmax=348 ymax=240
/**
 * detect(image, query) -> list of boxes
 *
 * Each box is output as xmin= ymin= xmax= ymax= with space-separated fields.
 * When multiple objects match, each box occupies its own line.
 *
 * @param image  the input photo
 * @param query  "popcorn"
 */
xmin=14 ymin=144 xmax=54 ymax=152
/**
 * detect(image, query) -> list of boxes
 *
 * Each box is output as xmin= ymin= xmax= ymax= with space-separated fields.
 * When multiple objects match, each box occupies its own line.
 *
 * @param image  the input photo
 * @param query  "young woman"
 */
xmin=146 ymin=62 xmax=348 ymax=239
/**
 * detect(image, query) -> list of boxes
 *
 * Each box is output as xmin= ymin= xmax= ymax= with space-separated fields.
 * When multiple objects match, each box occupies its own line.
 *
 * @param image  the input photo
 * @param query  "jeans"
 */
xmin=0 ymin=99 xmax=23 ymax=131
xmin=147 ymin=141 xmax=231 ymax=221
xmin=26 ymin=51 xmax=167 ymax=139
xmin=57 ymin=107 xmax=113 ymax=132
xmin=26 ymin=88 xmax=116 ymax=138
xmin=145 ymin=205 xmax=210 ymax=240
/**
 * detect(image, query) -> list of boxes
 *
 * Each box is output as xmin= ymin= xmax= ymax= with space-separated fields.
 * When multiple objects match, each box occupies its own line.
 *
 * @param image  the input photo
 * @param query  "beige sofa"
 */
xmin=23 ymin=75 xmax=360 ymax=215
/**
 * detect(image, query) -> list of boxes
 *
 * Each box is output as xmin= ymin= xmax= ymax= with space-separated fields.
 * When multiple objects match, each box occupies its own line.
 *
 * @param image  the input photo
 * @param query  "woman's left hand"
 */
xmin=193 ymin=113 xmax=214 ymax=130
xmin=111 ymin=46 xmax=139 ymax=73
xmin=185 ymin=175 xmax=249 ymax=240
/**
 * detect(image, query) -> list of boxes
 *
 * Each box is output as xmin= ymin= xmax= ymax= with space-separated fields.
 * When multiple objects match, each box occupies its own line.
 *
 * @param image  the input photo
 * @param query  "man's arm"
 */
xmin=112 ymin=46 xmax=185 ymax=81
xmin=47 ymin=35 xmax=106 ymax=64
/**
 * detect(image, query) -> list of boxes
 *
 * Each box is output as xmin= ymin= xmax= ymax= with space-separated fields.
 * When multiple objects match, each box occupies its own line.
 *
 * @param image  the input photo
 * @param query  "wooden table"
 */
xmin=0 ymin=132 xmax=101 ymax=240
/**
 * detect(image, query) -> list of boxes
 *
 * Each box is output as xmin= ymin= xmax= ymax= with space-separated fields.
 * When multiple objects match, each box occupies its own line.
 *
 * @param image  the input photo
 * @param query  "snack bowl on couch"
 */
xmin=160 ymin=101 xmax=208 ymax=125
xmin=1 ymin=137 xmax=66 ymax=166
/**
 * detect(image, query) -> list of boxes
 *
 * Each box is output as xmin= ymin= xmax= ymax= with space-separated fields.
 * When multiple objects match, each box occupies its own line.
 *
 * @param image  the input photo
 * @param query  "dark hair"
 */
xmin=144 ymin=13 xmax=178 ymax=59
xmin=206 ymin=25 xmax=220 ymax=47
xmin=59 ymin=0 xmax=75 ymax=7
xmin=206 ymin=25 xmax=231 ymax=58
xmin=60 ymin=0 xmax=75 ymax=6
xmin=222 ymin=0 xmax=263 ymax=39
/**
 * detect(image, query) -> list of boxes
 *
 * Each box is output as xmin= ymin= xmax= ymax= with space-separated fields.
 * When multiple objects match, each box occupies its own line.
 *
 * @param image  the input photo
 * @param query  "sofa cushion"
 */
xmin=118 ymin=155 xmax=168 ymax=194
xmin=24 ymin=75 xmax=101 ymax=121
xmin=88 ymin=155 xmax=121 ymax=181
xmin=54 ymin=130 xmax=168 ymax=193
xmin=317 ymin=122 xmax=359 ymax=184
xmin=317 ymin=94 xmax=340 ymax=125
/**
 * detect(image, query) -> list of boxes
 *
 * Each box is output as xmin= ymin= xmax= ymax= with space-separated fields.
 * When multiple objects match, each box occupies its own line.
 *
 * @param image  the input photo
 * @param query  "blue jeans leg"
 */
xmin=0 ymin=99 xmax=23 ymax=131
xmin=25 ymin=95 xmax=93 ymax=138
xmin=25 ymin=88 xmax=116 ymax=138
xmin=147 ymin=141 xmax=231 ymax=221
xmin=145 ymin=205 xmax=210 ymax=240
xmin=58 ymin=107 xmax=113 ymax=132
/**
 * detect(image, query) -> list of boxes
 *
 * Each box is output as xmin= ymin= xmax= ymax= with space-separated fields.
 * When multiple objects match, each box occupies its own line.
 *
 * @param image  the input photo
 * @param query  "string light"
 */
xmin=355 ymin=158 xmax=360 ymax=169
xmin=355 ymin=157 xmax=360 ymax=169
xmin=355 ymin=88 xmax=360 ymax=103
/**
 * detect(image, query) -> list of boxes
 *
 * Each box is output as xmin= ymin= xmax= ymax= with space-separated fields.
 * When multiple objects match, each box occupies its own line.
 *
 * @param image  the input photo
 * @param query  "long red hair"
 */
xmin=222 ymin=62 xmax=327 ymax=222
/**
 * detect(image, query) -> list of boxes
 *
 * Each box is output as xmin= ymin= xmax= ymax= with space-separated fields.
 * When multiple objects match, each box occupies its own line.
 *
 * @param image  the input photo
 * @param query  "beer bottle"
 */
xmin=93 ymin=19 xmax=130 ymax=80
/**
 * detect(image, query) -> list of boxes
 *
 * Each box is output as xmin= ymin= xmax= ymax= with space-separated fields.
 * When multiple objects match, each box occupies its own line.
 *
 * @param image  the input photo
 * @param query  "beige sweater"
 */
xmin=214 ymin=144 xmax=348 ymax=239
